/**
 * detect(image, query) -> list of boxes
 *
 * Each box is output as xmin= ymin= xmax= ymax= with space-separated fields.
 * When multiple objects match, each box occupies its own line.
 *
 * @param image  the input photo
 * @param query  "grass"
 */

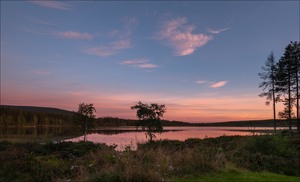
xmin=170 ymin=171 xmax=300 ymax=182
xmin=0 ymin=134 xmax=299 ymax=181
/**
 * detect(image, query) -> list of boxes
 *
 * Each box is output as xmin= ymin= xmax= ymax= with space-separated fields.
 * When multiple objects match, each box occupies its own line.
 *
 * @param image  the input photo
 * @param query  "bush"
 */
xmin=233 ymin=135 xmax=300 ymax=176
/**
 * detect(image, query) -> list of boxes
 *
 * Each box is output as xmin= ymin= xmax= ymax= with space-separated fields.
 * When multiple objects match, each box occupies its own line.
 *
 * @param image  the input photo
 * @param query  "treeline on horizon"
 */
xmin=0 ymin=105 xmax=296 ymax=128
xmin=0 ymin=105 xmax=190 ymax=127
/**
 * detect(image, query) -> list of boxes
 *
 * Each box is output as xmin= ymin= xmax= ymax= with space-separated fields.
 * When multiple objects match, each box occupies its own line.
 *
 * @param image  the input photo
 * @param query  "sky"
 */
xmin=1 ymin=1 xmax=299 ymax=122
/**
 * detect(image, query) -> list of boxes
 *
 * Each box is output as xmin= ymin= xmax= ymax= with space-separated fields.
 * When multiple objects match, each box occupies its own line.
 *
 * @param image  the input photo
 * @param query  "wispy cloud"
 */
xmin=84 ymin=39 xmax=132 ymax=57
xmin=108 ymin=17 xmax=138 ymax=38
xmin=29 ymin=0 xmax=73 ymax=11
xmin=111 ymin=39 xmax=132 ymax=49
xmin=25 ymin=16 xmax=57 ymax=26
xmin=120 ymin=58 xmax=158 ymax=69
xmin=84 ymin=17 xmax=137 ymax=57
xmin=22 ymin=27 xmax=52 ymax=35
xmin=210 ymin=81 xmax=228 ymax=88
xmin=158 ymin=17 xmax=212 ymax=56
xmin=55 ymin=31 xmax=94 ymax=40
xmin=32 ymin=70 xmax=51 ymax=75
xmin=207 ymin=27 xmax=230 ymax=34
xmin=196 ymin=80 xmax=207 ymax=84
xmin=136 ymin=63 xmax=158 ymax=69
xmin=68 ymin=91 xmax=83 ymax=96
xmin=196 ymin=80 xmax=228 ymax=88
xmin=120 ymin=59 xmax=148 ymax=65
xmin=124 ymin=17 xmax=138 ymax=36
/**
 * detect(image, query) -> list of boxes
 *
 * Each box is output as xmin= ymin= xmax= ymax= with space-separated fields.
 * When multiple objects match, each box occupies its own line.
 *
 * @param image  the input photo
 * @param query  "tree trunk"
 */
xmin=296 ymin=65 xmax=300 ymax=134
xmin=288 ymin=68 xmax=292 ymax=137
xmin=272 ymin=70 xmax=276 ymax=134
xmin=84 ymin=119 xmax=87 ymax=142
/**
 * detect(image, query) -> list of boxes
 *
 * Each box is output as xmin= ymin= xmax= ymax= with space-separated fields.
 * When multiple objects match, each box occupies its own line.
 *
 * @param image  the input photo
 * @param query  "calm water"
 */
xmin=0 ymin=126 xmax=285 ymax=150
xmin=66 ymin=126 xmax=278 ymax=150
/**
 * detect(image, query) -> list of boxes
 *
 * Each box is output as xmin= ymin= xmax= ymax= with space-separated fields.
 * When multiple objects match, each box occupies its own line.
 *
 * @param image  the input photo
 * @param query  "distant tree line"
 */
xmin=0 ymin=106 xmax=73 ymax=127
xmin=0 ymin=105 xmax=190 ymax=128
xmin=259 ymin=41 xmax=300 ymax=136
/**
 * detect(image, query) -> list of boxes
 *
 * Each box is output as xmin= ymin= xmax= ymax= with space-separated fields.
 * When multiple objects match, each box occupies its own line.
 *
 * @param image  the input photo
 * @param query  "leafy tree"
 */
xmin=73 ymin=103 xmax=96 ymax=141
xmin=131 ymin=101 xmax=166 ymax=141
xmin=259 ymin=52 xmax=278 ymax=133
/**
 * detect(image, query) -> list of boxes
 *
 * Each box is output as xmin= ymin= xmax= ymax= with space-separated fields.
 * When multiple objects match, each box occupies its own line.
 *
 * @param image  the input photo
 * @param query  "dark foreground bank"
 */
xmin=0 ymin=135 xmax=299 ymax=182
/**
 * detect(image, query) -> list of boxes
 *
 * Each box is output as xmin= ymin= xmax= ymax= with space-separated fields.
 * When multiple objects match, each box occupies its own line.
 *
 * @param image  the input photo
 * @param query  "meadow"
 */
xmin=1 ymin=134 xmax=299 ymax=182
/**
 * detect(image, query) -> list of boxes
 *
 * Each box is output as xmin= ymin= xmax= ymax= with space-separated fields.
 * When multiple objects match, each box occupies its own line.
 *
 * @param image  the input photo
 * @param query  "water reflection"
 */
xmin=0 ymin=126 xmax=286 ymax=150
xmin=0 ymin=127 xmax=82 ymax=142
xmin=67 ymin=126 xmax=275 ymax=150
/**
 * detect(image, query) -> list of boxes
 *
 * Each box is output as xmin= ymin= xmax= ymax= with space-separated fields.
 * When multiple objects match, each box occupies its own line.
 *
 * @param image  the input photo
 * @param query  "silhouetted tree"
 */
xmin=275 ymin=41 xmax=300 ymax=136
xmin=287 ymin=41 xmax=300 ymax=134
xmin=259 ymin=52 xmax=278 ymax=133
xmin=73 ymin=103 xmax=96 ymax=142
xmin=131 ymin=101 xmax=166 ymax=141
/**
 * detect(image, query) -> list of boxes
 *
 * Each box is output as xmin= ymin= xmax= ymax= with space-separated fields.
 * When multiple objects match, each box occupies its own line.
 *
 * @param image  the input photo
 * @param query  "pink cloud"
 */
xmin=84 ymin=46 xmax=117 ymax=57
xmin=159 ymin=17 xmax=212 ymax=56
xmin=29 ymin=0 xmax=73 ymax=10
xmin=120 ymin=58 xmax=158 ymax=69
xmin=207 ymin=27 xmax=230 ymax=34
xmin=56 ymin=31 xmax=94 ymax=40
xmin=111 ymin=39 xmax=132 ymax=49
xmin=84 ymin=39 xmax=132 ymax=57
xmin=210 ymin=81 xmax=228 ymax=88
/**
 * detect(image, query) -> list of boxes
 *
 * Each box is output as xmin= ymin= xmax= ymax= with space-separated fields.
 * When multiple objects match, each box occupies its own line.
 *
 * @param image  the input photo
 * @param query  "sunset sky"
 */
xmin=1 ymin=1 xmax=299 ymax=122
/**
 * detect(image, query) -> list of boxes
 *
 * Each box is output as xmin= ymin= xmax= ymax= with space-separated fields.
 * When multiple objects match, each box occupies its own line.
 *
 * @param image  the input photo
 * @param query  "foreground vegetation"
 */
xmin=0 ymin=134 xmax=299 ymax=181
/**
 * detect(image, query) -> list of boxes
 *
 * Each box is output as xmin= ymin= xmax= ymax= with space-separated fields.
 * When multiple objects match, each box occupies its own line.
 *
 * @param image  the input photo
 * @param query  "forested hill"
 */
xmin=1 ymin=105 xmax=74 ymax=115
xmin=0 ymin=105 xmax=74 ymax=127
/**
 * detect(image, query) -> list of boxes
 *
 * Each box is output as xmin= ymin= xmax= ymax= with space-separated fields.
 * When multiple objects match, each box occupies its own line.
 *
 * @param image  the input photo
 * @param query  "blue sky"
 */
xmin=1 ymin=1 xmax=299 ymax=122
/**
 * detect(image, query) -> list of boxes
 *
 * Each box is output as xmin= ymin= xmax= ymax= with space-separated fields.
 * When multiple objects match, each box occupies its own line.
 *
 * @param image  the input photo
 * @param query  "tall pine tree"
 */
xmin=259 ymin=52 xmax=278 ymax=133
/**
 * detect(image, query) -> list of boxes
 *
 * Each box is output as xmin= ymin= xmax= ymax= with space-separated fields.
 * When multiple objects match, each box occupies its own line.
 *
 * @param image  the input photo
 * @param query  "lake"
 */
xmin=0 ymin=126 xmax=283 ymax=150
xmin=66 ymin=126 xmax=279 ymax=150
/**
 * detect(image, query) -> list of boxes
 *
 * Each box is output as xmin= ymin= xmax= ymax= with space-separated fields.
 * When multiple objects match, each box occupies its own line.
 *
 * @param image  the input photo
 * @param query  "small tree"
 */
xmin=131 ymin=101 xmax=166 ymax=141
xmin=73 ymin=103 xmax=96 ymax=142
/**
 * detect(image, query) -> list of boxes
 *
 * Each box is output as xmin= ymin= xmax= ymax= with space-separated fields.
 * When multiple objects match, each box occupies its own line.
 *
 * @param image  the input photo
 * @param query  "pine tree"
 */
xmin=259 ymin=52 xmax=278 ymax=133
xmin=275 ymin=41 xmax=300 ymax=136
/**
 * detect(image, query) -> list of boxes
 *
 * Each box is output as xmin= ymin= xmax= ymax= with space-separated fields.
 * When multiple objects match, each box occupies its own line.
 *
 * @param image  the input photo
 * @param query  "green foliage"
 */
xmin=233 ymin=135 xmax=300 ymax=176
xmin=170 ymin=170 xmax=300 ymax=182
xmin=1 ymin=135 xmax=299 ymax=181
xmin=131 ymin=101 xmax=166 ymax=141
xmin=0 ymin=141 xmax=114 ymax=181
xmin=73 ymin=112 xmax=95 ymax=129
